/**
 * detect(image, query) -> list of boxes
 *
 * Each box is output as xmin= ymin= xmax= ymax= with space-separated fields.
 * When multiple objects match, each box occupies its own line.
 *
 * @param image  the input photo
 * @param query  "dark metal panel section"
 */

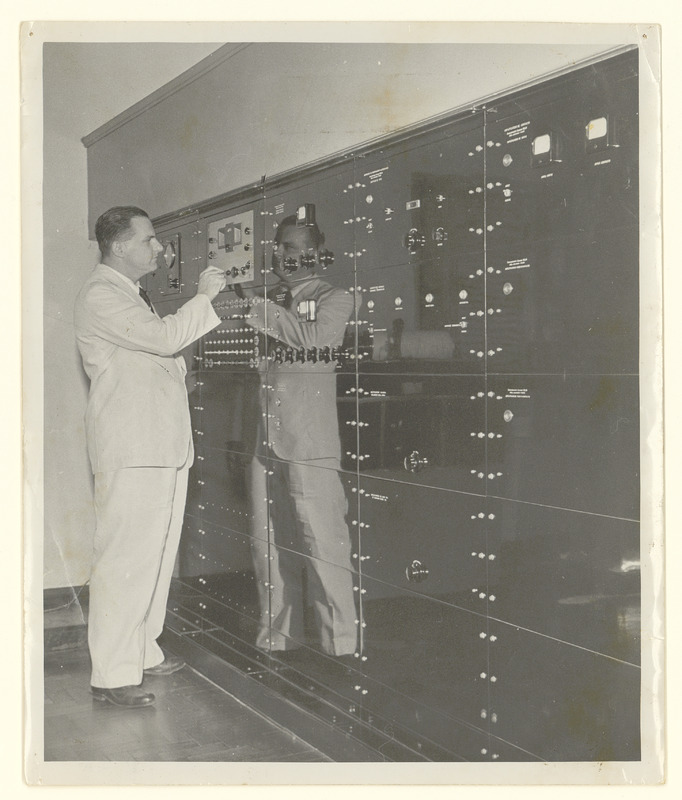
xmin=353 ymin=121 xmax=485 ymax=272
xmin=196 ymin=370 xmax=262 ymax=455
xmin=357 ymin=476 xmax=486 ymax=609
xmin=485 ymin=229 xmax=639 ymax=375
xmin=354 ymin=255 xmax=485 ymax=375
xmin=486 ymin=375 xmax=639 ymax=518
xmin=485 ymin=497 xmax=640 ymax=663
xmin=484 ymin=65 xmax=638 ymax=245
xmin=355 ymin=373 xmax=486 ymax=495
xmin=185 ymin=447 xmax=254 ymax=534
xmin=486 ymin=621 xmax=641 ymax=761
xmin=357 ymin=579 xmax=492 ymax=759
xmin=177 ymin=544 xmax=261 ymax=629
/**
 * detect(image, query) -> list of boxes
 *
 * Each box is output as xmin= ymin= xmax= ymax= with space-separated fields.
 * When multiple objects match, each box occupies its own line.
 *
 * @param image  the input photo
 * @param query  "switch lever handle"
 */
xmin=404 ymin=451 xmax=429 ymax=473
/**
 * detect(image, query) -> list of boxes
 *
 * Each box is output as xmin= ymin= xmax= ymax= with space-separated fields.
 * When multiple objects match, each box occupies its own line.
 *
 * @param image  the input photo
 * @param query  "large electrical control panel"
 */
xmin=145 ymin=50 xmax=640 ymax=762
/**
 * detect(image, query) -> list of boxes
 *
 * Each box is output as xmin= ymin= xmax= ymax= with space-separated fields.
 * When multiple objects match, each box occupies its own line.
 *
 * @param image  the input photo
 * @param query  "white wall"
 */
xmin=85 ymin=42 xmax=618 ymax=223
xmin=43 ymin=42 xmax=222 ymax=589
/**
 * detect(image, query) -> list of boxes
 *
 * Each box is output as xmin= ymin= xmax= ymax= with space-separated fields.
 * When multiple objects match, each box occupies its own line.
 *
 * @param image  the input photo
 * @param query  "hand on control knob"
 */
xmin=197 ymin=266 xmax=228 ymax=300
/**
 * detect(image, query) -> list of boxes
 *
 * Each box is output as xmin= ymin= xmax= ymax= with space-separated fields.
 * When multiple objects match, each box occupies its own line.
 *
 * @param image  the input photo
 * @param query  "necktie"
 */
xmin=139 ymin=286 xmax=155 ymax=314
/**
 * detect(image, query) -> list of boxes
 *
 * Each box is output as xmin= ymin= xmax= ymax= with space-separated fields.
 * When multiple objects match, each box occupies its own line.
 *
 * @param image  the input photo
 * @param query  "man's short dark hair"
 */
xmin=275 ymin=214 xmax=324 ymax=248
xmin=95 ymin=206 xmax=150 ymax=257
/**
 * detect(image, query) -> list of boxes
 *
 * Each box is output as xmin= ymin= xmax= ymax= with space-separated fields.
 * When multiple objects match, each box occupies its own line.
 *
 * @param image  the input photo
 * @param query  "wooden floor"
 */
xmin=44 ymin=643 xmax=331 ymax=762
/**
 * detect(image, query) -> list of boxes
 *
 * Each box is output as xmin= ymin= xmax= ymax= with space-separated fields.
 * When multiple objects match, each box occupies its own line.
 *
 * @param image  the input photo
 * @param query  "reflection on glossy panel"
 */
xmin=356 ymin=374 xmax=486 ymax=494
xmin=487 ymin=621 xmax=640 ymax=761
xmin=487 ymin=375 xmax=639 ymax=518
xmin=355 ymin=123 xmax=485 ymax=270
xmin=486 ymin=497 xmax=640 ymax=663
xmin=359 ymin=578 xmax=489 ymax=747
xmin=358 ymin=477 xmax=486 ymax=609
xmin=258 ymin=544 xmax=360 ymax=658
xmin=354 ymin=255 xmax=485 ymax=375
xmin=258 ymin=457 xmax=359 ymax=564
xmin=264 ymin=167 xmax=357 ymax=288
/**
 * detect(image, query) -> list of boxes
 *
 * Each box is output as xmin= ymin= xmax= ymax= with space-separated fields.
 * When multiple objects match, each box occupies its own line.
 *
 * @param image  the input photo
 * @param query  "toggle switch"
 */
xmin=404 ymin=451 xmax=429 ymax=473
xmin=405 ymin=228 xmax=426 ymax=251
xmin=406 ymin=559 xmax=430 ymax=583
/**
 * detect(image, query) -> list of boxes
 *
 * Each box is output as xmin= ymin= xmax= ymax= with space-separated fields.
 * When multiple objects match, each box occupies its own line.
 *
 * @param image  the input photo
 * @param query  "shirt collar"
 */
xmin=98 ymin=263 xmax=142 ymax=294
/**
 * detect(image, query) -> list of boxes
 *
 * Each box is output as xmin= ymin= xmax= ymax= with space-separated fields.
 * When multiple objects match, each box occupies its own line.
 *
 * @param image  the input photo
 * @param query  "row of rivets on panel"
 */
xmin=468 ymin=221 xmax=503 ymax=235
xmin=472 ymin=587 xmax=497 ymax=602
xmin=468 ymin=308 xmax=502 ymax=317
xmin=346 ymin=452 xmax=372 ymax=462
xmin=468 ymin=141 xmax=502 ymax=156
xmin=468 ymin=266 xmax=506 ymax=278
xmin=191 ymin=481 xmax=255 ymax=522
xmin=469 ymin=348 xmax=503 ymax=358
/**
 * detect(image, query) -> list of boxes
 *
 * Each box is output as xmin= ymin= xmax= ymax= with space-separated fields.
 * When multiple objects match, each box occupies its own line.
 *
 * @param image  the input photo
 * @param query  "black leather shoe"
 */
xmin=143 ymin=654 xmax=185 ymax=676
xmin=91 ymin=685 xmax=155 ymax=708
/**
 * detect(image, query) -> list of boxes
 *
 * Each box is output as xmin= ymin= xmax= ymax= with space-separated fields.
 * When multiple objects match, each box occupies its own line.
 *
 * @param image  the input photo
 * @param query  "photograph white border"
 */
xmin=8 ymin=3 xmax=674 ymax=792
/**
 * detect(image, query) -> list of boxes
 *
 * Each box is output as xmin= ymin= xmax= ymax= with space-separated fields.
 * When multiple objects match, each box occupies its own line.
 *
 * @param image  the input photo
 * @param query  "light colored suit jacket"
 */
xmin=74 ymin=263 xmax=220 ymax=473
xmin=247 ymin=276 xmax=355 ymax=462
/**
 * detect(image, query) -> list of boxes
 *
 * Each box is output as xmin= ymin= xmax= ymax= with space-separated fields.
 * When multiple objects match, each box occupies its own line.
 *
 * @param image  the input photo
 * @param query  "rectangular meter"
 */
xmin=207 ymin=209 xmax=255 ymax=284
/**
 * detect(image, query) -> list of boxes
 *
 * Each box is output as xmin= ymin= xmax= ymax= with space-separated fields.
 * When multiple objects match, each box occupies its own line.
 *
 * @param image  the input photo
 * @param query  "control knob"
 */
xmin=318 ymin=249 xmax=335 ymax=268
xmin=405 ymin=228 xmax=426 ymax=252
xmin=406 ymin=559 xmax=430 ymax=583
xmin=404 ymin=450 xmax=429 ymax=473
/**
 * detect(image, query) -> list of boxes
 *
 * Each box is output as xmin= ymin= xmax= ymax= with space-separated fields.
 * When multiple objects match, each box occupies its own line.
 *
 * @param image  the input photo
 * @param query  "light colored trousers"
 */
xmin=88 ymin=461 xmax=189 ymax=688
xmin=248 ymin=454 xmax=358 ymax=656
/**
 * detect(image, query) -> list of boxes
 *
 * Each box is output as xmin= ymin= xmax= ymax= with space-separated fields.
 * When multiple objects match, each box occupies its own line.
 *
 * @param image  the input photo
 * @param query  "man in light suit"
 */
xmin=74 ymin=206 xmax=226 ymax=707
xmin=238 ymin=214 xmax=359 ymax=660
